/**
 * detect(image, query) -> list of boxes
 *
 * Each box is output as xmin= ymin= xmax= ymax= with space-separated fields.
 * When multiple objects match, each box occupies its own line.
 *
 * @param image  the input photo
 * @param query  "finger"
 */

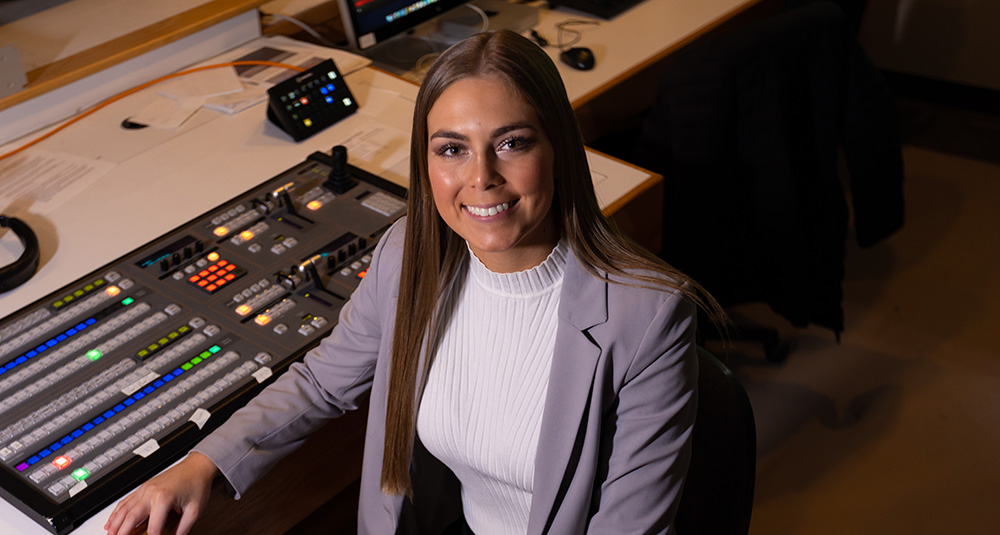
xmin=118 ymin=499 xmax=152 ymax=535
xmin=146 ymin=497 xmax=173 ymax=535
xmin=105 ymin=494 xmax=139 ymax=535
xmin=175 ymin=502 xmax=202 ymax=535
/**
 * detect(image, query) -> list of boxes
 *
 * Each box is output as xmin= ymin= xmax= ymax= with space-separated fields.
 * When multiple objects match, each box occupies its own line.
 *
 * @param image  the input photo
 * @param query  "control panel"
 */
xmin=0 ymin=147 xmax=406 ymax=534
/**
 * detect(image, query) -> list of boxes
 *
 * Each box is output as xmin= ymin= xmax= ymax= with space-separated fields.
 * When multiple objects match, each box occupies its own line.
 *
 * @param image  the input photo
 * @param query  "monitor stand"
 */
xmin=363 ymin=0 xmax=539 ymax=81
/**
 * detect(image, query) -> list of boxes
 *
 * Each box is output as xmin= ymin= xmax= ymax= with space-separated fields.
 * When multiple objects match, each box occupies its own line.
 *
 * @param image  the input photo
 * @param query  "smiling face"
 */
xmin=426 ymin=75 xmax=559 ymax=273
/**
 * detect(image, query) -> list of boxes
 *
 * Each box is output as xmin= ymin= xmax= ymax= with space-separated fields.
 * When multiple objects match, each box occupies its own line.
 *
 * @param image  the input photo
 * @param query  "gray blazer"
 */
xmin=195 ymin=218 xmax=697 ymax=534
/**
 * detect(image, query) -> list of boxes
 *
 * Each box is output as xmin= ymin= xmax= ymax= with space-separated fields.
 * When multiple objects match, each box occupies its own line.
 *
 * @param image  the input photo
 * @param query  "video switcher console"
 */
xmin=0 ymin=146 xmax=406 ymax=534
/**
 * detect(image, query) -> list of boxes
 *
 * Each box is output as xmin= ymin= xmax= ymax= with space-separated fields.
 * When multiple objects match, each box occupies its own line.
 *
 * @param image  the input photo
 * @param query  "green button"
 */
xmin=181 ymin=363 xmax=193 ymax=371
xmin=191 ymin=357 xmax=203 ymax=365
xmin=72 ymin=468 xmax=90 ymax=481
xmin=86 ymin=350 xmax=102 ymax=361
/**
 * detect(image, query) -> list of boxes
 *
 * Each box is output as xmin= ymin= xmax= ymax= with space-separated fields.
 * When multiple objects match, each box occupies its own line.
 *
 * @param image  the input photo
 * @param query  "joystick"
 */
xmin=325 ymin=145 xmax=357 ymax=194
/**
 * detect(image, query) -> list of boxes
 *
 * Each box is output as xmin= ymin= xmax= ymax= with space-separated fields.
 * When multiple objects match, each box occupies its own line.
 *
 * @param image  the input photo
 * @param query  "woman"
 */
xmin=105 ymin=29 xmax=722 ymax=535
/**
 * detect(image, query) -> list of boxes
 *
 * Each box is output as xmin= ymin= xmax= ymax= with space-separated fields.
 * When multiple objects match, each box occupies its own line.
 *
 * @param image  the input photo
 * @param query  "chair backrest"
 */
xmin=675 ymin=348 xmax=756 ymax=535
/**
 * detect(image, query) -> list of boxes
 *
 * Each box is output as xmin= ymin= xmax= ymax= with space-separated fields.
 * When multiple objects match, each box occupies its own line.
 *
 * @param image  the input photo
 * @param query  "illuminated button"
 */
xmin=206 ymin=284 xmax=218 ymax=292
xmin=207 ymin=252 xmax=220 ymax=262
xmin=240 ymin=230 xmax=254 ymax=241
xmin=199 ymin=270 xmax=210 ymax=277
xmin=86 ymin=350 xmax=102 ymax=361
xmin=307 ymin=200 xmax=322 ymax=211
xmin=218 ymin=260 xmax=229 ymax=267
xmin=216 ymin=279 xmax=228 ymax=287
xmin=208 ymin=265 xmax=219 ymax=272
xmin=198 ymin=280 xmax=209 ymax=287
xmin=53 ymin=456 xmax=71 ymax=470
xmin=303 ymin=118 xmax=313 ymax=127
xmin=207 ymin=274 xmax=218 ymax=282
xmin=105 ymin=286 xmax=121 ymax=297
xmin=343 ymin=98 xmax=353 ymax=106
xmin=255 ymin=314 xmax=272 ymax=326
xmin=226 ymin=264 xmax=237 ymax=271
xmin=236 ymin=304 xmax=253 ymax=316
xmin=72 ymin=468 xmax=90 ymax=481
xmin=224 ymin=273 xmax=236 ymax=281
xmin=357 ymin=269 xmax=368 ymax=279
xmin=188 ymin=275 xmax=200 ymax=283
xmin=300 ymin=97 xmax=309 ymax=105
xmin=214 ymin=226 xmax=229 ymax=237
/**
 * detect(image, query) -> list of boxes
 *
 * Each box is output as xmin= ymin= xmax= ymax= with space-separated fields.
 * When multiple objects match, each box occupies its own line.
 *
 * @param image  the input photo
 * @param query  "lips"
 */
xmin=464 ymin=200 xmax=513 ymax=217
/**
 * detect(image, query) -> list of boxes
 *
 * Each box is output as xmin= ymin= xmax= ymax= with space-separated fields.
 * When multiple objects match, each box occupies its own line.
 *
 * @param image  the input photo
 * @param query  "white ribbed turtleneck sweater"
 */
xmin=416 ymin=240 xmax=568 ymax=535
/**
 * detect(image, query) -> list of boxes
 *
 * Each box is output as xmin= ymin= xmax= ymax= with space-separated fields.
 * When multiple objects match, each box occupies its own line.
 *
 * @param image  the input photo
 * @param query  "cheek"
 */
xmin=427 ymin=164 xmax=459 ymax=212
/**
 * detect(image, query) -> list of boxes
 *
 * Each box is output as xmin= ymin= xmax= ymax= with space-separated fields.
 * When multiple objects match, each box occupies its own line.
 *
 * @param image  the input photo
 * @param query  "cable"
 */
xmin=465 ymin=3 xmax=491 ymax=33
xmin=262 ymin=13 xmax=337 ymax=48
xmin=0 ymin=60 xmax=305 ymax=163
xmin=556 ymin=20 xmax=600 ymax=51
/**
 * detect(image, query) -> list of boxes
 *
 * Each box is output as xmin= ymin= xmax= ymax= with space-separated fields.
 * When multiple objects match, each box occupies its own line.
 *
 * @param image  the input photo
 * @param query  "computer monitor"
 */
xmin=336 ymin=0 xmax=538 ymax=75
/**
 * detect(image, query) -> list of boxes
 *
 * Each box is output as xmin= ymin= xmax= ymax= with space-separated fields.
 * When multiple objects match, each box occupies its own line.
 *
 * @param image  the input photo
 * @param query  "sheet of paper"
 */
xmin=358 ymin=87 xmax=401 ymax=118
xmin=335 ymin=125 xmax=410 ymax=174
xmin=204 ymin=84 xmax=268 ymax=115
xmin=156 ymin=68 xmax=245 ymax=100
xmin=586 ymin=151 xmax=650 ymax=211
xmin=130 ymin=94 xmax=205 ymax=129
xmin=0 ymin=149 xmax=117 ymax=216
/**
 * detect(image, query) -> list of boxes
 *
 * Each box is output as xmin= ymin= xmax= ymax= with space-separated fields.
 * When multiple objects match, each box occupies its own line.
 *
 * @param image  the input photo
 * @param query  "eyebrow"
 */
xmin=429 ymin=123 xmax=536 ymax=141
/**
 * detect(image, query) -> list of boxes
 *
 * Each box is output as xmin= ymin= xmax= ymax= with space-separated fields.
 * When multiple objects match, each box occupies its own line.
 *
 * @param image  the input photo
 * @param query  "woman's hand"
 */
xmin=104 ymin=452 xmax=219 ymax=535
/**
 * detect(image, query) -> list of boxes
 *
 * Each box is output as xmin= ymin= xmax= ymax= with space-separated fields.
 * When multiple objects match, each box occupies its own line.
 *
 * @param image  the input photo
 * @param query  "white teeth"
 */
xmin=466 ymin=202 xmax=510 ymax=217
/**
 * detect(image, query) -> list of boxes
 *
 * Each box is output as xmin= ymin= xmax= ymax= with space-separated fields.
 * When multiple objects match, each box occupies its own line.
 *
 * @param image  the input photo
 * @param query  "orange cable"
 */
xmin=0 ymin=60 xmax=306 ymax=163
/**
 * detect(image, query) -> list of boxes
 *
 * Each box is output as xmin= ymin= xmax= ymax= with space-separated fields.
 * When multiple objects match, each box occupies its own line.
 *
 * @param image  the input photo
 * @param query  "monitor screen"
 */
xmin=338 ymin=0 xmax=472 ymax=50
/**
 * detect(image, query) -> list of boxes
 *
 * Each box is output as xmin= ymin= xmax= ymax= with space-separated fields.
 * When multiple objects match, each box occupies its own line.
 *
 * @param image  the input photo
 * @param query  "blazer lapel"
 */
xmin=526 ymin=252 xmax=608 ymax=534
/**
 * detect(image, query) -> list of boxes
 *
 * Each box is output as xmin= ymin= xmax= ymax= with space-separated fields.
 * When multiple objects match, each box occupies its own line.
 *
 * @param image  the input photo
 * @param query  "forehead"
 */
xmin=428 ymin=75 xmax=537 ymax=124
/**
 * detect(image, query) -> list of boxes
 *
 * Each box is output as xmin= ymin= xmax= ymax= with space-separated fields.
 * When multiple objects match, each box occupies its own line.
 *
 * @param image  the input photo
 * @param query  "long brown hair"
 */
xmin=381 ymin=29 xmax=724 ymax=495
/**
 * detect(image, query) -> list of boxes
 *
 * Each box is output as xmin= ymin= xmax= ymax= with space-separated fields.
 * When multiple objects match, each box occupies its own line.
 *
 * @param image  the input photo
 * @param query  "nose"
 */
xmin=468 ymin=149 xmax=503 ymax=190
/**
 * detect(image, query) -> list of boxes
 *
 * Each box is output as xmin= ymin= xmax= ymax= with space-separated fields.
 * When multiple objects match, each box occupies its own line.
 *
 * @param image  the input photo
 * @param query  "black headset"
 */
xmin=0 ymin=215 xmax=40 ymax=293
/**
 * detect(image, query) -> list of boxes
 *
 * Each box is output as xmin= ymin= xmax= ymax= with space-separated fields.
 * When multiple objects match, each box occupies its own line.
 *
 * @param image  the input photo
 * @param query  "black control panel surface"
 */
xmin=0 ymin=148 xmax=406 ymax=534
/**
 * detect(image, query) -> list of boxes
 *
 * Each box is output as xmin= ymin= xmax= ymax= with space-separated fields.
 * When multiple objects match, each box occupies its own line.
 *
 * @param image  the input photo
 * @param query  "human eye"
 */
xmin=497 ymin=134 xmax=535 ymax=153
xmin=432 ymin=142 xmax=465 ymax=158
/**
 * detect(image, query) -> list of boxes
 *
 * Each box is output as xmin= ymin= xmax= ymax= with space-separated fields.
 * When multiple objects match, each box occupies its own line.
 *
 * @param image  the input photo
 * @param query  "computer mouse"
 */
xmin=560 ymin=47 xmax=595 ymax=71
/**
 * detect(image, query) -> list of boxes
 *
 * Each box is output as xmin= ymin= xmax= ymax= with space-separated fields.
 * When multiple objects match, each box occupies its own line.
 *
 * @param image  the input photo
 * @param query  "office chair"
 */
xmin=675 ymin=347 xmax=756 ymax=535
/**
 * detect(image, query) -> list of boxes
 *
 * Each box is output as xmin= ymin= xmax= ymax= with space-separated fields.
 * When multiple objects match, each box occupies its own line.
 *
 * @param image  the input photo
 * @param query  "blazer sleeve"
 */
xmin=191 ymin=221 xmax=402 ymax=498
xmin=588 ymin=289 xmax=698 ymax=534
